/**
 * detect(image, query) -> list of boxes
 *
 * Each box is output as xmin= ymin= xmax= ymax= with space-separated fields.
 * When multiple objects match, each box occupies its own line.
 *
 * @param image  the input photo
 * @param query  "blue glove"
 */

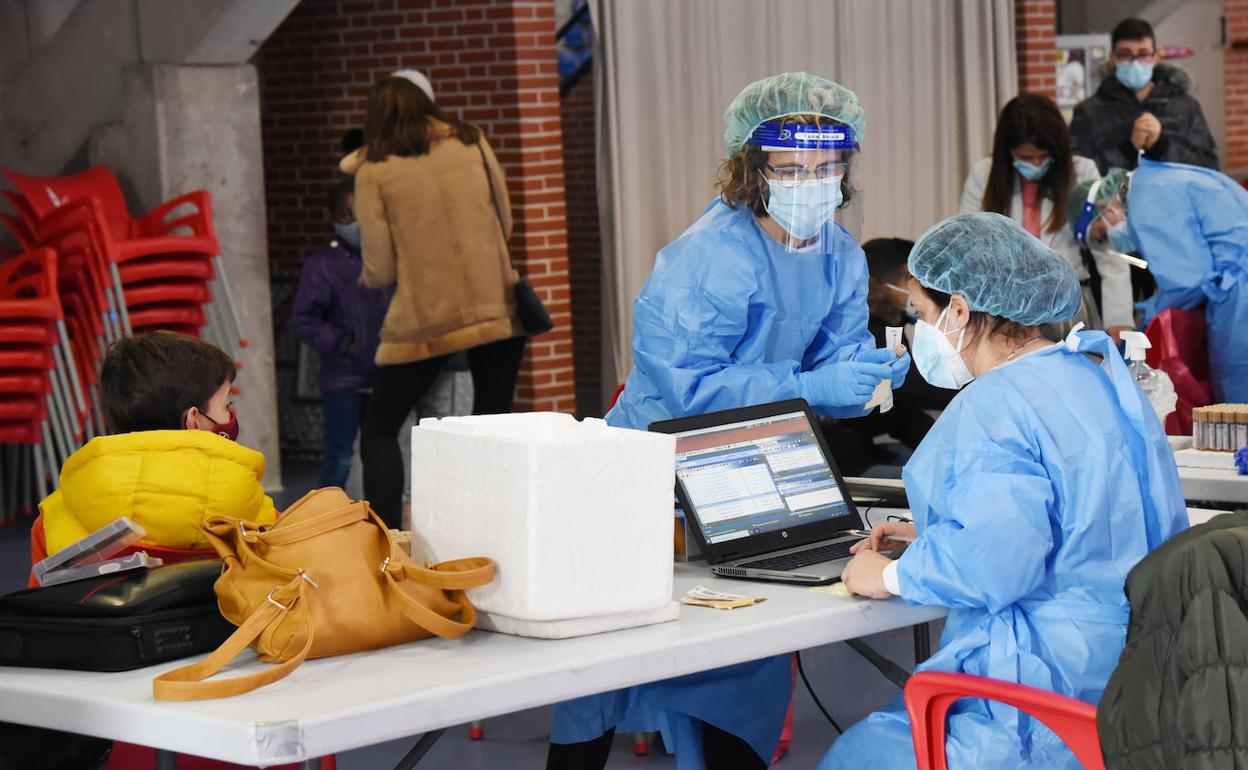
xmin=798 ymin=359 xmax=892 ymax=409
xmin=855 ymin=346 xmax=911 ymax=388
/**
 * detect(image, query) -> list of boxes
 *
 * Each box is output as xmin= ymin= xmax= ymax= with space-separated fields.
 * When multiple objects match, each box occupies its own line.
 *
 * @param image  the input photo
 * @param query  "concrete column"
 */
xmin=91 ymin=64 xmax=282 ymax=491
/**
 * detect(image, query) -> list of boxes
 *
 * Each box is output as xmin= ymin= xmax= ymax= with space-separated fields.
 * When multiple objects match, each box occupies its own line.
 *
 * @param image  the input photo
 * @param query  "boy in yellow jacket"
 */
xmin=31 ymin=331 xmax=277 ymax=570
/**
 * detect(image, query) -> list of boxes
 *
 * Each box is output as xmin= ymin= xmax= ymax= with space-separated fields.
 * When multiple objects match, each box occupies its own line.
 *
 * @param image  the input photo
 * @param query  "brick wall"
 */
xmin=1016 ymin=0 xmax=1057 ymax=97
xmin=1226 ymin=0 xmax=1248 ymax=177
xmin=258 ymin=0 xmax=576 ymax=413
xmin=559 ymin=69 xmax=602 ymax=415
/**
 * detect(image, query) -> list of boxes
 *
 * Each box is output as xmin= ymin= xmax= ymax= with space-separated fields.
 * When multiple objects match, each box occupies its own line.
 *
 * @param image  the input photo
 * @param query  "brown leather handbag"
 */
xmin=153 ymin=488 xmax=494 ymax=701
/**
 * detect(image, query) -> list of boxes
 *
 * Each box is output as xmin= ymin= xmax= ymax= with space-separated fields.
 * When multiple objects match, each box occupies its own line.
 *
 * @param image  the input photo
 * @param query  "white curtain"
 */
xmin=590 ymin=0 xmax=1017 ymax=396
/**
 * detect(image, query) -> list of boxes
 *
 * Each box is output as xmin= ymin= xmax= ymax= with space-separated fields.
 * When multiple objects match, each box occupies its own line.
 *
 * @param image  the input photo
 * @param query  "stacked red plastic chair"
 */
xmin=0 ymin=248 xmax=93 ymax=525
xmin=1 ymin=166 xmax=246 ymax=363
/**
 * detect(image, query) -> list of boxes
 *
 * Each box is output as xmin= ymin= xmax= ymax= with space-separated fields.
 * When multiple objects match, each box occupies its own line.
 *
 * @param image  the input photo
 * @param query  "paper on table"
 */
xmin=682 ymin=585 xmax=766 ymax=610
xmin=808 ymin=583 xmax=852 ymax=598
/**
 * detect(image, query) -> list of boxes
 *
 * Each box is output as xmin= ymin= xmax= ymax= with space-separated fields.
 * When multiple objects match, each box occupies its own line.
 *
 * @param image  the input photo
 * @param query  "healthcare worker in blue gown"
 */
xmin=546 ymin=72 xmax=910 ymax=770
xmin=818 ymin=212 xmax=1188 ymax=770
xmin=1078 ymin=162 xmax=1248 ymax=403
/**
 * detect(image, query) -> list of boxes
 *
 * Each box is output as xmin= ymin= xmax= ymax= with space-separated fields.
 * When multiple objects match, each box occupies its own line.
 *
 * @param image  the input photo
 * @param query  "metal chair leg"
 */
xmin=50 ymin=346 xmax=82 ymax=443
xmin=57 ymin=320 xmax=89 ymax=417
xmin=108 ymin=263 xmax=133 ymax=337
xmin=39 ymin=420 xmax=56 ymax=494
xmin=212 ymin=255 xmax=247 ymax=348
xmin=31 ymin=440 xmax=46 ymax=506
xmin=44 ymin=394 xmax=71 ymax=465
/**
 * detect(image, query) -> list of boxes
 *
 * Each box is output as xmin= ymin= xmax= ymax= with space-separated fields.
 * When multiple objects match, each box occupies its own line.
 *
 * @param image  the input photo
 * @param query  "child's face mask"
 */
xmin=199 ymin=407 xmax=239 ymax=441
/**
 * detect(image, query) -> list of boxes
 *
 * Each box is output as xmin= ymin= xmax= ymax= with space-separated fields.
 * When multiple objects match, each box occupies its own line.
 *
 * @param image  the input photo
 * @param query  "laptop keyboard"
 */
xmin=738 ymin=539 xmax=859 ymax=572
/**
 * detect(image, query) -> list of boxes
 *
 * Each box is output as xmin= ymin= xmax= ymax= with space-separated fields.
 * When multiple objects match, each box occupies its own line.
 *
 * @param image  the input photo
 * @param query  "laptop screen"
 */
xmin=672 ymin=410 xmax=854 ymax=545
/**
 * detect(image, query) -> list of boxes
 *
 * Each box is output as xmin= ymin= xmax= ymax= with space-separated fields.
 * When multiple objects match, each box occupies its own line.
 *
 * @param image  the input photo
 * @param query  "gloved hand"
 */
xmin=798 ymin=359 xmax=892 ymax=409
xmin=855 ymin=346 xmax=911 ymax=388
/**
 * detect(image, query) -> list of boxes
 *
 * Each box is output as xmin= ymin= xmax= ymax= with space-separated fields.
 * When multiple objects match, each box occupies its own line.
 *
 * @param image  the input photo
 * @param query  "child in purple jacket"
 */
xmin=292 ymin=177 xmax=393 ymax=487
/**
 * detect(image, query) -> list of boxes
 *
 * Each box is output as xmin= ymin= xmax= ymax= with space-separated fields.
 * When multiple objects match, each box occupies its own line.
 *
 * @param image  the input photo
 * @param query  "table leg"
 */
xmin=913 ymin=621 xmax=931 ymax=664
xmin=154 ymin=749 xmax=178 ymax=770
xmin=392 ymin=727 xmax=447 ymax=770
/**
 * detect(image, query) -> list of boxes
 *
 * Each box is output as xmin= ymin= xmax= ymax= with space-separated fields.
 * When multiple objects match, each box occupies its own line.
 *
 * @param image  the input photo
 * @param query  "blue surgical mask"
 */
xmin=1116 ymin=61 xmax=1154 ymax=92
xmin=334 ymin=221 xmax=361 ymax=249
xmin=1012 ymin=157 xmax=1053 ymax=181
xmin=912 ymin=307 xmax=975 ymax=390
xmin=1107 ymin=220 xmax=1138 ymax=254
xmin=764 ymin=176 xmax=843 ymax=241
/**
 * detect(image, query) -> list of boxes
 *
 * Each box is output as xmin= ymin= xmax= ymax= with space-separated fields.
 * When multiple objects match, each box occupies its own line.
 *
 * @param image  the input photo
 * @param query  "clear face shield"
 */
xmin=745 ymin=117 xmax=859 ymax=252
xmin=1073 ymin=173 xmax=1145 ymax=268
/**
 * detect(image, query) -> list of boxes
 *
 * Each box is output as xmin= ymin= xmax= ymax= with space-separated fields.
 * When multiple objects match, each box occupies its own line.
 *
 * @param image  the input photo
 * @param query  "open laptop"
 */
xmin=650 ymin=399 xmax=869 ymax=585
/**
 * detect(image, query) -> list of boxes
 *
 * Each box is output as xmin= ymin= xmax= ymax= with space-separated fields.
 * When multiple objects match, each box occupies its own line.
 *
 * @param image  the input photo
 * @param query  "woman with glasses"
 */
xmin=547 ymin=72 xmax=908 ymax=770
xmin=960 ymin=94 xmax=1134 ymax=339
xmin=1069 ymin=17 xmax=1217 ymax=174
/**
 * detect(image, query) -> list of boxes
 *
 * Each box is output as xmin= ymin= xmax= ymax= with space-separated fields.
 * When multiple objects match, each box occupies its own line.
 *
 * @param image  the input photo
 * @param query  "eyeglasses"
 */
xmin=1112 ymin=49 xmax=1155 ymax=64
xmin=763 ymin=161 xmax=849 ymax=188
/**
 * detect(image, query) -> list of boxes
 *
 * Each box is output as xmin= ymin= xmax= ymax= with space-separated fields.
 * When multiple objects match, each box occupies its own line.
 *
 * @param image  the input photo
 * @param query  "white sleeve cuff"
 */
xmin=882 ymin=561 xmax=901 ymax=596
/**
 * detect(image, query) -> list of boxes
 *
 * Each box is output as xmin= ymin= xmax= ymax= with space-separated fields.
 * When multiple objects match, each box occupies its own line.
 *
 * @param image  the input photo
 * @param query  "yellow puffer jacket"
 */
xmin=39 ymin=430 xmax=278 ymax=555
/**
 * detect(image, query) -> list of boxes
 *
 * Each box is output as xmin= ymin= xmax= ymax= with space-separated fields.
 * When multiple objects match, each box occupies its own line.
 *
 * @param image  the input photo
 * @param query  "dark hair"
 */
xmin=862 ymin=238 xmax=914 ymax=283
xmin=326 ymin=176 xmax=354 ymax=218
xmin=917 ymin=283 xmax=1033 ymax=348
xmin=340 ymin=128 xmax=364 ymax=156
xmin=100 ymin=331 xmax=236 ymax=433
xmin=1112 ymin=18 xmax=1155 ymax=50
xmin=716 ymin=114 xmax=855 ymax=218
xmin=982 ymin=94 xmax=1074 ymax=235
xmin=363 ymin=77 xmax=480 ymax=161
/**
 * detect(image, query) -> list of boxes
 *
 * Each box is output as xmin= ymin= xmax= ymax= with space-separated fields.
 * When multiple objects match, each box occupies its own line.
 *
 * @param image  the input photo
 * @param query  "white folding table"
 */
xmin=0 ymin=564 xmax=943 ymax=768
xmin=1177 ymin=466 xmax=1248 ymax=505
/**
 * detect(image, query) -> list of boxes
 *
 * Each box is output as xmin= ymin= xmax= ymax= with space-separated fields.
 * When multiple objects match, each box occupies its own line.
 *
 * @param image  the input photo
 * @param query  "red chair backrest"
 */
xmin=904 ymin=671 xmax=1104 ymax=770
xmin=608 ymin=382 xmax=625 ymax=410
xmin=0 ymin=248 xmax=57 ymax=299
xmin=4 ymin=166 xmax=130 ymax=239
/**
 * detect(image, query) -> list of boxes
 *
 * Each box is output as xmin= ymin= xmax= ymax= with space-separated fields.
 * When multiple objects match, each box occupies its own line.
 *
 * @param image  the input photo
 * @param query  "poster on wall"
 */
xmin=1056 ymin=34 xmax=1111 ymax=123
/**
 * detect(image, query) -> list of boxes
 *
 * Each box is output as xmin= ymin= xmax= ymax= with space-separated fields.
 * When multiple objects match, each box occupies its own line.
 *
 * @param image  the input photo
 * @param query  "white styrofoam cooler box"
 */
xmin=410 ymin=412 xmax=677 ymax=629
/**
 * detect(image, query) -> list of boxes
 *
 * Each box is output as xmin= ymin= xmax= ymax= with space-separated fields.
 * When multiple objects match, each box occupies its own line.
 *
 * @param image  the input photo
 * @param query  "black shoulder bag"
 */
xmin=477 ymin=140 xmax=554 ymax=336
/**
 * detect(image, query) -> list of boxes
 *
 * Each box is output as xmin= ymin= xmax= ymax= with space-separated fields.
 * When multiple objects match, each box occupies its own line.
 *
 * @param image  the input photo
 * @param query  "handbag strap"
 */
xmin=152 ymin=575 xmax=313 ymax=701
xmin=382 ymin=557 xmax=495 ymax=639
xmin=249 ymin=502 xmax=369 ymax=547
xmin=476 ymin=139 xmax=519 ymax=275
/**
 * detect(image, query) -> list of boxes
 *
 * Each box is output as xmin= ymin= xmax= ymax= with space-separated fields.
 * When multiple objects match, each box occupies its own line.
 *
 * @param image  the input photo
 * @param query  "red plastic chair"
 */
xmin=4 ymin=167 xmax=246 ymax=351
xmin=905 ymin=671 xmax=1104 ymax=770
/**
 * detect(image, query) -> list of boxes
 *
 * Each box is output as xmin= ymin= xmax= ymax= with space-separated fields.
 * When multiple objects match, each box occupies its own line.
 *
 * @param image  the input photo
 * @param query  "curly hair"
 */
xmin=715 ymin=114 xmax=856 ymax=218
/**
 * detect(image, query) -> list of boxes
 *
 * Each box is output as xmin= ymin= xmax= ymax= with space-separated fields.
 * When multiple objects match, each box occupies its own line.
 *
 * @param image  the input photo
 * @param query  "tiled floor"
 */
xmin=1 ymin=458 xmax=923 ymax=769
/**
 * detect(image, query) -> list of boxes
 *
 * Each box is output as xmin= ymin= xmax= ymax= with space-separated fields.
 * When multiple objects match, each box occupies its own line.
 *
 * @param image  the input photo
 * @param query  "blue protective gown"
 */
xmin=818 ymin=330 xmax=1188 ymax=770
xmin=1130 ymin=157 xmax=1248 ymax=402
xmin=606 ymin=198 xmax=876 ymax=429
xmin=550 ymin=200 xmax=874 ymax=767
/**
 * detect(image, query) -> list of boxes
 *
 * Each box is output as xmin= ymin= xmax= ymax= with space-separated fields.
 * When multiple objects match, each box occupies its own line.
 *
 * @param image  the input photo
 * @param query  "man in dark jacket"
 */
xmin=292 ymin=176 xmax=393 ymax=488
xmin=1070 ymin=17 xmax=1218 ymax=174
xmin=1097 ymin=510 xmax=1244 ymax=769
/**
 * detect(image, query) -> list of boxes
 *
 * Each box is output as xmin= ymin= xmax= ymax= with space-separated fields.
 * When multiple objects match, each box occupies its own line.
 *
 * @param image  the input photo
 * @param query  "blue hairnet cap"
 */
xmin=723 ymin=72 xmax=867 ymax=157
xmin=909 ymin=212 xmax=1082 ymax=325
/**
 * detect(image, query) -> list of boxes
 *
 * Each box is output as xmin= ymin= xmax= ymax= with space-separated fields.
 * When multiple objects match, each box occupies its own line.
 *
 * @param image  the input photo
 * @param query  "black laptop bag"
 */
xmin=0 ymin=560 xmax=233 ymax=672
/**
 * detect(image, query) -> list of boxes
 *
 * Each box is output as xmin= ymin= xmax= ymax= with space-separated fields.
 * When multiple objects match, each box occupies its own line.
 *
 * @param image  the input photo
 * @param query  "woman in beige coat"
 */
xmin=347 ymin=73 xmax=525 ymax=527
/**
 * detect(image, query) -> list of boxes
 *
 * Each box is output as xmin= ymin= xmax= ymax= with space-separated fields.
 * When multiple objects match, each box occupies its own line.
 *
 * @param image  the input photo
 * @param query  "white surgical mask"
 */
xmin=912 ymin=307 xmax=975 ymax=390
